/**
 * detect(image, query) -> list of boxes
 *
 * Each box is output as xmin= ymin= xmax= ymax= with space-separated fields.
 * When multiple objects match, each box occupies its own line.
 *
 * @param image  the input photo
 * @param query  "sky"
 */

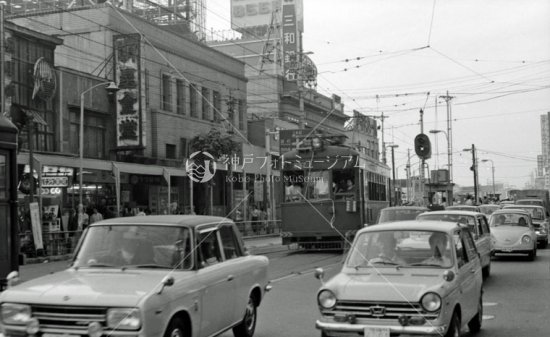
xmin=205 ymin=0 xmax=550 ymax=189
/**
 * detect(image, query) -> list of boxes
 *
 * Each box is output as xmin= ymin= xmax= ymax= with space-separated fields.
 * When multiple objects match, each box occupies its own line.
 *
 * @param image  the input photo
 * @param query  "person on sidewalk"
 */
xmin=90 ymin=208 xmax=103 ymax=224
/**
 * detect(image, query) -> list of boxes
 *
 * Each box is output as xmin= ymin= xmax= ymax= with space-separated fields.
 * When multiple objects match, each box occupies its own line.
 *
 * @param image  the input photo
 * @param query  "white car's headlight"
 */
xmin=318 ymin=290 xmax=337 ymax=309
xmin=1 ymin=303 xmax=32 ymax=325
xmin=106 ymin=308 xmax=141 ymax=330
xmin=420 ymin=292 xmax=442 ymax=312
xmin=521 ymin=235 xmax=532 ymax=244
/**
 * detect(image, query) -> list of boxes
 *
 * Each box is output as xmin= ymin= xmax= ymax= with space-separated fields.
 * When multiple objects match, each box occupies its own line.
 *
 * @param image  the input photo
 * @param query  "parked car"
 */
xmin=489 ymin=209 xmax=537 ymax=260
xmin=446 ymin=205 xmax=481 ymax=213
xmin=416 ymin=210 xmax=492 ymax=278
xmin=0 ymin=215 xmax=271 ymax=337
xmin=501 ymin=204 xmax=548 ymax=248
xmin=479 ymin=204 xmax=500 ymax=216
xmin=315 ymin=220 xmax=483 ymax=337
xmin=376 ymin=206 xmax=430 ymax=224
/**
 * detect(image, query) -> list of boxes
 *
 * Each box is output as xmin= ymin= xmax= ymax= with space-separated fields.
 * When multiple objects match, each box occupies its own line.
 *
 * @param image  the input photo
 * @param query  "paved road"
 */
xmin=5 ymin=242 xmax=550 ymax=336
xmin=220 ymin=247 xmax=550 ymax=337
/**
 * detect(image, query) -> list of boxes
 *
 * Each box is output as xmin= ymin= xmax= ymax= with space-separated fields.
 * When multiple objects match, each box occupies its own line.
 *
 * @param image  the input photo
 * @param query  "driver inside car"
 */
xmin=370 ymin=233 xmax=406 ymax=265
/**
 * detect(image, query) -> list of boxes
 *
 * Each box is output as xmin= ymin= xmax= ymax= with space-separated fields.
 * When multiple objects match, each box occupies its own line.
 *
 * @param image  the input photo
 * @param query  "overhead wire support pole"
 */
xmin=440 ymin=92 xmax=454 ymax=184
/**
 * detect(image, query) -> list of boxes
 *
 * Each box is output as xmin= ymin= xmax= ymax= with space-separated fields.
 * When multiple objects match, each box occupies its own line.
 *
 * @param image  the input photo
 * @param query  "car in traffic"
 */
xmin=376 ymin=206 xmax=430 ymax=224
xmin=315 ymin=220 xmax=484 ymax=337
xmin=489 ymin=209 xmax=537 ymax=260
xmin=0 ymin=215 xmax=270 ymax=337
xmin=479 ymin=204 xmax=500 ymax=216
xmin=416 ymin=210 xmax=493 ymax=278
xmin=446 ymin=205 xmax=481 ymax=213
xmin=515 ymin=198 xmax=545 ymax=208
xmin=501 ymin=204 xmax=548 ymax=248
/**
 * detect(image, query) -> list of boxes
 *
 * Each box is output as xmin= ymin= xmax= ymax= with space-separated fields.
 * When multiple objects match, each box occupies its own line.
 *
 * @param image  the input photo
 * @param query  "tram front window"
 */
xmin=284 ymin=171 xmax=330 ymax=201
xmin=333 ymin=169 xmax=355 ymax=199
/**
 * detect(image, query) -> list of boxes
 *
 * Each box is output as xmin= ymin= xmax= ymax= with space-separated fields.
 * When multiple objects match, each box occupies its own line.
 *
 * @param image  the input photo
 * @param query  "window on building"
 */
xmin=201 ymin=87 xmax=210 ymax=120
xmin=162 ymin=74 xmax=172 ymax=111
xmin=190 ymin=84 xmax=198 ymax=118
xmin=166 ymin=144 xmax=176 ymax=159
xmin=176 ymin=79 xmax=186 ymax=115
xmin=180 ymin=138 xmax=188 ymax=159
xmin=213 ymin=90 xmax=221 ymax=122
xmin=69 ymin=110 xmax=106 ymax=159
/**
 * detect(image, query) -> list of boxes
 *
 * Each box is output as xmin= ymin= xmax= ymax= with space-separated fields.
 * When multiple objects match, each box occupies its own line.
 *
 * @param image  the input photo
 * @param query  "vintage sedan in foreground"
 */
xmin=489 ymin=209 xmax=538 ymax=260
xmin=315 ymin=221 xmax=483 ymax=337
xmin=416 ymin=210 xmax=492 ymax=278
xmin=0 ymin=216 xmax=270 ymax=337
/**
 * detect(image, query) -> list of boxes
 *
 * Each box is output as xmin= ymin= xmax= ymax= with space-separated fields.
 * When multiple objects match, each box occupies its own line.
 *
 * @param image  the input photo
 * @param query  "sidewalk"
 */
xmin=16 ymin=235 xmax=283 ymax=282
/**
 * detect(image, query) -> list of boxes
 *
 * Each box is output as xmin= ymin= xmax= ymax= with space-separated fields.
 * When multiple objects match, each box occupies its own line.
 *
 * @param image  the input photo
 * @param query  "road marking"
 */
xmin=482 ymin=315 xmax=495 ymax=320
xmin=483 ymin=302 xmax=499 ymax=307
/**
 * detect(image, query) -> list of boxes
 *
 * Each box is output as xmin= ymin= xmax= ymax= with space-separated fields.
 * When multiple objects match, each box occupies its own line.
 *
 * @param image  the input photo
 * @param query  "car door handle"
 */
xmin=227 ymin=275 xmax=234 ymax=281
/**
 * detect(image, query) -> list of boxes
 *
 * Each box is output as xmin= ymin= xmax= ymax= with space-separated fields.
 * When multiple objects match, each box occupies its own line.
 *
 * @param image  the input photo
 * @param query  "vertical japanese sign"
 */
xmin=113 ymin=34 xmax=145 ymax=148
xmin=282 ymin=0 xmax=298 ymax=81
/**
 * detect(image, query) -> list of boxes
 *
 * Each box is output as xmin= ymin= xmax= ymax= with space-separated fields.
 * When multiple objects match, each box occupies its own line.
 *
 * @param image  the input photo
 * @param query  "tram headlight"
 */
xmin=312 ymin=137 xmax=323 ymax=150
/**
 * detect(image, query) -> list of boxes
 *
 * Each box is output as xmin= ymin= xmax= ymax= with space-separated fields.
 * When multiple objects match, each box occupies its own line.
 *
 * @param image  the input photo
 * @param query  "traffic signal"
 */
xmin=414 ymin=133 xmax=432 ymax=159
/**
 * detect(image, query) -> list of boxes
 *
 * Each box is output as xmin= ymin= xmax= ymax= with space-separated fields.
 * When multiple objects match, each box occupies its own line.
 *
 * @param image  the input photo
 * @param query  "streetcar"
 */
xmin=280 ymin=135 xmax=390 ymax=249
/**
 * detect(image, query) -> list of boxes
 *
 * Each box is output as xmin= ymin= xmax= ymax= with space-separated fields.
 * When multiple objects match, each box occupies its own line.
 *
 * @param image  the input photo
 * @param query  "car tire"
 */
xmin=445 ymin=310 xmax=461 ymax=337
xmin=468 ymin=295 xmax=483 ymax=333
xmin=528 ymin=247 xmax=536 ymax=261
xmin=233 ymin=295 xmax=257 ymax=337
xmin=482 ymin=263 xmax=490 ymax=279
xmin=164 ymin=317 xmax=186 ymax=337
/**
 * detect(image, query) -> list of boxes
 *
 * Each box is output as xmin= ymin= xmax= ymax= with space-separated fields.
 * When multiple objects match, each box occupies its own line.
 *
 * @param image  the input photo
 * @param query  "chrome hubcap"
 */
xmin=171 ymin=328 xmax=183 ymax=337
xmin=244 ymin=298 xmax=256 ymax=331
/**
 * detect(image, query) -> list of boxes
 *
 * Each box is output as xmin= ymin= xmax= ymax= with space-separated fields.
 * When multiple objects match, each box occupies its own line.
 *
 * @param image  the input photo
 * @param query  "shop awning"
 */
xmin=17 ymin=153 xmax=187 ymax=177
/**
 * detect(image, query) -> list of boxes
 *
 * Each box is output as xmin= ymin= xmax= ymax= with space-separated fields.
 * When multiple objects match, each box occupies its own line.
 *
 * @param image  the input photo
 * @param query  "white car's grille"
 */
xmin=325 ymin=300 xmax=439 ymax=320
xmin=31 ymin=305 xmax=107 ymax=329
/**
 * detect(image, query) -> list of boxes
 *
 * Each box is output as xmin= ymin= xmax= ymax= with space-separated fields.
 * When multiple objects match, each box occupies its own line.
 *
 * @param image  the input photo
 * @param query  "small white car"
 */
xmin=0 ymin=216 xmax=270 ymax=337
xmin=489 ymin=209 xmax=538 ymax=260
xmin=315 ymin=221 xmax=483 ymax=337
xmin=417 ymin=210 xmax=493 ymax=278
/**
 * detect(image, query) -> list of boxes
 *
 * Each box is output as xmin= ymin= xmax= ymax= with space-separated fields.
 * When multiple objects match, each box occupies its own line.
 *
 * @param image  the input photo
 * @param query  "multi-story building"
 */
xmin=10 ymin=4 xmax=248 ymax=221
xmin=345 ymin=110 xmax=380 ymax=161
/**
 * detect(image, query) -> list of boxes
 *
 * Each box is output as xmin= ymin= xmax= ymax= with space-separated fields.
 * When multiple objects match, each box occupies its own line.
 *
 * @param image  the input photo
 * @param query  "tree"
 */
xmin=189 ymin=129 xmax=239 ymax=215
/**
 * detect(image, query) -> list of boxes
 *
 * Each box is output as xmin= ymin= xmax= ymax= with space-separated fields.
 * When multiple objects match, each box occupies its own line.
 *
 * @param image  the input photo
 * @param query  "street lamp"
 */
xmin=387 ymin=144 xmax=399 ymax=206
xmin=79 ymin=81 xmax=119 ymax=205
xmin=481 ymin=159 xmax=495 ymax=197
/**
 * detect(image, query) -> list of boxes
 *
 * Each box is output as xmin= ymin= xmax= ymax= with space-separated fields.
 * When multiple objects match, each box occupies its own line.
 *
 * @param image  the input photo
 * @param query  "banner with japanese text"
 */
xmin=113 ymin=34 xmax=145 ymax=149
xmin=282 ymin=0 xmax=299 ymax=81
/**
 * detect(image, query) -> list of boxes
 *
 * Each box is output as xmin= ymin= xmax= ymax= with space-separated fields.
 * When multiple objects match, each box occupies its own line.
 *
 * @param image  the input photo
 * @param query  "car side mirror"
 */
xmin=157 ymin=275 xmax=175 ymax=295
xmin=314 ymin=268 xmax=325 ymax=282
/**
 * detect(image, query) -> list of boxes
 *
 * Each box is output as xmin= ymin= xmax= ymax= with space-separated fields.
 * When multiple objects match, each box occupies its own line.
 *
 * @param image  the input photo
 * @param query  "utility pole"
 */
xmin=378 ymin=112 xmax=388 ymax=164
xmin=406 ymin=149 xmax=411 ymax=203
xmin=419 ymin=109 xmax=425 ymax=204
xmin=471 ymin=144 xmax=479 ymax=204
xmin=440 ymin=92 xmax=454 ymax=184
xmin=388 ymin=144 xmax=399 ymax=206
xmin=0 ymin=1 xmax=5 ymax=116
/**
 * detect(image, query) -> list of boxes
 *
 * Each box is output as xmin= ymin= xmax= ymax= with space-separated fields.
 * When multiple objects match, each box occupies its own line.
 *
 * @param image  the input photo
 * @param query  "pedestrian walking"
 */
xmin=90 ymin=208 xmax=103 ymax=224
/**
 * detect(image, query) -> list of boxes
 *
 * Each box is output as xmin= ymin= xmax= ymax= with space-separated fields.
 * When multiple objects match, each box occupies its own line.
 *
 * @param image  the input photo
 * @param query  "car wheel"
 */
xmin=528 ymin=247 xmax=536 ymax=261
xmin=445 ymin=310 xmax=461 ymax=337
xmin=482 ymin=263 xmax=490 ymax=279
xmin=164 ymin=317 xmax=186 ymax=337
xmin=468 ymin=295 xmax=483 ymax=333
xmin=233 ymin=295 xmax=257 ymax=337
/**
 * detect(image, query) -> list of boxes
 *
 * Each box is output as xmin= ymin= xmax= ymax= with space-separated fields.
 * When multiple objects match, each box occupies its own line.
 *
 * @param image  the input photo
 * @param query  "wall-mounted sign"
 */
xmin=282 ymin=0 xmax=298 ymax=81
xmin=32 ymin=57 xmax=57 ymax=101
xmin=41 ymin=176 xmax=69 ymax=188
xmin=114 ymin=33 xmax=145 ymax=149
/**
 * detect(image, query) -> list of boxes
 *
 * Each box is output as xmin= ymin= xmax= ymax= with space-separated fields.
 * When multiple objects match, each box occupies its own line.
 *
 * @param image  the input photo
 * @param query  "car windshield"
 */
xmin=417 ymin=213 xmax=476 ymax=232
xmin=516 ymin=200 xmax=543 ymax=207
xmin=378 ymin=209 xmax=427 ymax=223
xmin=73 ymin=225 xmax=193 ymax=270
xmin=479 ymin=206 xmax=499 ymax=215
xmin=489 ymin=213 xmax=530 ymax=227
xmin=505 ymin=207 xmax=544 ymax=220
xmin=346 ymin=230 xmax=453 ymax=268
